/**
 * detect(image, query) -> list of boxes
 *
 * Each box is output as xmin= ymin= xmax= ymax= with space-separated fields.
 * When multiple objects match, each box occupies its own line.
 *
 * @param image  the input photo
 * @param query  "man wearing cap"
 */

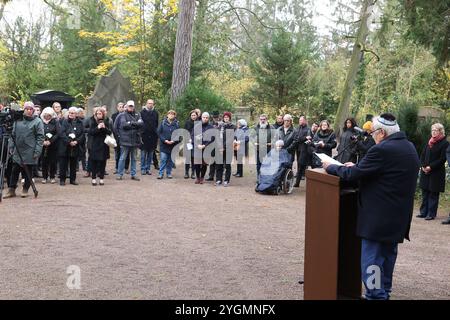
xmin=113 ymin=100 xmax=144 ymax=181
xmin=322 ymin=113 xmax=420 ymax=300
xmin=3 ymin=102 xmax=44 ymax=198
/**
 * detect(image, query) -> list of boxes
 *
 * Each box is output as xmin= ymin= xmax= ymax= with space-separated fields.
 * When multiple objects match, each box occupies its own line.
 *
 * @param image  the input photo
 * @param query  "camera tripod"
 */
xmin=0 ymin=128 xmax=38 ymax=202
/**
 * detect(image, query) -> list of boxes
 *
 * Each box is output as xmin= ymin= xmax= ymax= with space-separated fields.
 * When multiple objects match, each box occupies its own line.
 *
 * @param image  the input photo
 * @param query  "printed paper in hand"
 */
xmin=314 ymin=153 xmax=344 ymax=166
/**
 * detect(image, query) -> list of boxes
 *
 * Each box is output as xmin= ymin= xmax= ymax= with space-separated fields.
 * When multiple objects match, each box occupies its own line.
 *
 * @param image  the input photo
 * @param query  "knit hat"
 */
xmin=223 ymin=112 xmax=232 ymax=119
xmin=362 ymin=121 xmax=372 ymax=132
xmin=238 ymin=119 xmax=247 ymax=127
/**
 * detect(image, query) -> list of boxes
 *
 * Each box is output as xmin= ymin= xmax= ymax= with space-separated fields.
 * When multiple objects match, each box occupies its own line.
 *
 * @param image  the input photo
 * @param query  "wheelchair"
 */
xmin=275 ymin=167 xmax=295 ymax=195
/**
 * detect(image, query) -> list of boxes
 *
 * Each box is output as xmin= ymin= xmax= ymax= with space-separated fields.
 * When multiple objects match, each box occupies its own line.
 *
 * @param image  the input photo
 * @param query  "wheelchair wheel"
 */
xmin=282 ymin=169 xmax=295 ymax=194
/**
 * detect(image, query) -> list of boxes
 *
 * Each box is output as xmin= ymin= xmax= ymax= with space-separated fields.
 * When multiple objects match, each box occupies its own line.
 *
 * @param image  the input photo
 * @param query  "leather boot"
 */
xmin=3 ymin=188 xmax=16 ymax=198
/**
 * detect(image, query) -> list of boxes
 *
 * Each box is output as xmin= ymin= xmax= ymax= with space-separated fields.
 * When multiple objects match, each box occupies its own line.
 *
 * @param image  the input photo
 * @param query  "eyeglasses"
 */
xmin=369 ymin=128 xmax=382 ymax=136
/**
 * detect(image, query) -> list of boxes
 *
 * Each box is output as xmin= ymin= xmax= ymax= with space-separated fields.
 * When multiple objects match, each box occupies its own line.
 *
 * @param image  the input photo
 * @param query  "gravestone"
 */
xmin=233 ymin=106 xmax=254 ymax=124
xmin=86 ymin=67 xmax=136 ymax=116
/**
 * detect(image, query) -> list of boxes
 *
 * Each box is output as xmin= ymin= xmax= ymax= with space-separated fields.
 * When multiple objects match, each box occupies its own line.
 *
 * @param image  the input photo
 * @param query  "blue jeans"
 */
xmin=140 ymin=149 xmax=154 ymax=173
xmin=361 ymin=239 xmax=398 ymax=300
xmin=118 ymin=146 xmax=137 ymax=177
xmin=159 ymin=152 xmax=173 ymax=176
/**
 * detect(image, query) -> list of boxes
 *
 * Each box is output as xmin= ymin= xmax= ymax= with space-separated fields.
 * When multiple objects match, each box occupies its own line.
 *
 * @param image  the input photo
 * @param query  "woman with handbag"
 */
xmin=88 ymin=108 xmax=112 ymax=186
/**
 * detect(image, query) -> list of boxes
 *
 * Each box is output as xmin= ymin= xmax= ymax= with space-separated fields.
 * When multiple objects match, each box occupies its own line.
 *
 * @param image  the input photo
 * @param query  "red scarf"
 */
xmin=428 ymin=134 xmax=444 ymax=148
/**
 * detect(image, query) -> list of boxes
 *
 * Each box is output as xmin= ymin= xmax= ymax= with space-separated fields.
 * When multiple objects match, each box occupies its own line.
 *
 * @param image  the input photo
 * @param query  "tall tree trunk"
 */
xmin=333 ymin=0 xmax=374 ymax=137
xmin=0 ymin=3 xmax=6 ymax=22
xmin=170 ymin=0 xmax=196 ymax=104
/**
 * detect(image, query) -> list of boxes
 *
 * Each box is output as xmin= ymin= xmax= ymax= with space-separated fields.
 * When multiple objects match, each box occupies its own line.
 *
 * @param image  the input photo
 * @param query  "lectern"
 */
xmin=304 ymin=168 xmax=361 ymax=300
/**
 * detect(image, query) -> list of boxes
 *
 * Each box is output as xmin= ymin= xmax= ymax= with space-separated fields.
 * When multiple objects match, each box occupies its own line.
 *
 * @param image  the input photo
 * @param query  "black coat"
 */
xmin=42 ymin=118 xmax=60 ymax=156
xmin=292 ymin=124 xmax=311 ymax=165
xmin=157 ymin=118 xmax=180 ymax=154
xmin=311 ymin=130 xmax=337 ymax=157
xmin=419 ymin=138 xmax=449 ymax=193
xmin=254 ymin=123 xmax=273 ymax=157
xmin=277 ymin=126 xmax=296 ymax=154
xmin=191 ymin=121 xmax=215 ymax=164
xmin=140 ymin=108 xmax=159 ymax=151
xmin=326 ymin=132 xmax=420 ymax=243
xmin=114 ymin=111 xmax=143 ymax=148
xmin=217 ymin=122 xmax=236 ymax=151
xmin=356 ymin=135 xmax=376 ymax=160
xmin=87 ymin=116 xmax=112 ymax=161
xmin=58 ymin=118 xmax=86 ymax=158
xmin=336 ymin=128 xmax=358 ymax=164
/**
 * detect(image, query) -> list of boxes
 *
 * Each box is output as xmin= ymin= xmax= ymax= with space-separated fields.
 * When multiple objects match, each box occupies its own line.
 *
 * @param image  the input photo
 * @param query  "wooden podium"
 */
xmin=304 ymin=168 xmax=361 ymax=300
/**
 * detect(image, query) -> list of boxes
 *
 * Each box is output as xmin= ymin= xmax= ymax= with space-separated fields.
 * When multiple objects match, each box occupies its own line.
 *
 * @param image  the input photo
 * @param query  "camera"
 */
xmin=0 ymin=108 xmax=24 ymax=132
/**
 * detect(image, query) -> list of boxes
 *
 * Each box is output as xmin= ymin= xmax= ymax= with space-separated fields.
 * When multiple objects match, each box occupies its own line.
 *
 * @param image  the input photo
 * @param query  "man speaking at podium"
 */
xmin=322 ymin=113 xmax=420 ymax=300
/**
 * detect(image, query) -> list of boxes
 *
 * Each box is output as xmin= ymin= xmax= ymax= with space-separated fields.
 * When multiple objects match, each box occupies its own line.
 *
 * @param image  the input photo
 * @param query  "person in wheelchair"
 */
xmin=255 ymin=140 xmax=295 ymax=195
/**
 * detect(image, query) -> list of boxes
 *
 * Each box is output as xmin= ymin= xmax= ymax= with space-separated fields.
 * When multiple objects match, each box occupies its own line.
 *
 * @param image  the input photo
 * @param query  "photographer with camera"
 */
xmin=3 ymin=102 xmax=44 ymax=198
xmin=355 ymin=121 xmax=376 ymax=160
xmin=57 ymin=107 xmax=85 ymax=186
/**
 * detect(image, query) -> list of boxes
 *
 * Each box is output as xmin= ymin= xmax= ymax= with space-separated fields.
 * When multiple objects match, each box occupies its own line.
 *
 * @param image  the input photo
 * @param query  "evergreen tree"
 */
xmin=250 ymin=29 xmax=310 ymax=114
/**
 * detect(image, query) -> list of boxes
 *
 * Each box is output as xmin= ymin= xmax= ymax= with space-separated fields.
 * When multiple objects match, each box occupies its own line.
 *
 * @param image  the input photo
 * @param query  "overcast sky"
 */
xmin=2 ymin=0 xmax=337 ymax=36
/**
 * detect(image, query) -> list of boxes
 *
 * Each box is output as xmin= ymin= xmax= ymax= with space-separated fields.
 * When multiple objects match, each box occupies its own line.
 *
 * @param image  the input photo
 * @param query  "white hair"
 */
xmin=68 ymin=107 xmax=78 ymax=113
xmin=431 ymin=123 xmax=445 ymax=135
xmin=40 ymin=107 xmax=56 ymax=120
xmin=275 ymin=139 xmax=284 ymax=148
xmin=372 ymin=115 xmax=400 ymax=137
xmin=202 ymin=112 xmax=210 ymax=118
xmin=238 ymin=119 xmax=247 ymax=127
xmin=283 ymin=114 xmax=292 ymax=122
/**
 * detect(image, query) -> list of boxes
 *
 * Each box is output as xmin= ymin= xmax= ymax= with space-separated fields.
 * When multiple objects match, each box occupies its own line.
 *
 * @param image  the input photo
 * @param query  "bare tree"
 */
xmin=334 ymin=0 xmax=375 ymax=137
xmin=170 ymin=0 xmax=196 ymax=103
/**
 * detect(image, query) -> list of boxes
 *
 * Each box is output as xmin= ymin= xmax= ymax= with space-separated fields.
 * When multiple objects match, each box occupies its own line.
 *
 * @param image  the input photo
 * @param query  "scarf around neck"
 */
xmin=428 ymin=134 xmax=445 ymax=148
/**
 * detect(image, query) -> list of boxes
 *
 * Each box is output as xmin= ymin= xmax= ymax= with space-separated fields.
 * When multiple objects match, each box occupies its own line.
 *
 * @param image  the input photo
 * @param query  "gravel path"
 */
xmin=0 ymin=164 xmax=449 ymax=300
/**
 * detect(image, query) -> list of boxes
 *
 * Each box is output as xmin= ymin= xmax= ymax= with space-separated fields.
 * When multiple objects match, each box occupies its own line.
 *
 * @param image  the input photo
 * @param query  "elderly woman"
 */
xmin=233 ymin=119 xmax=249 ymax=178
xmin=417 ymin=123 xmax=449 ymax=220
xmin=40 ymin=107 xmax=59 ymax=184
xmin=192 ymin=112 xmax=214 ymax=184
xmin=57 ymin=106 xmax=85 ymax=186
xmin=87 ymin=108 xmax=112 ymax=186
xmin=336 ymin=117 xmax=358 ymax=164
xmin=310 ymin=120 xmax=337 ymax=168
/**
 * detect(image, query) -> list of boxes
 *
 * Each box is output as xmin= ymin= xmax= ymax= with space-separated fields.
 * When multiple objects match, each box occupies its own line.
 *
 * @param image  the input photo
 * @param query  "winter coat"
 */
xmin=356 ymin=135 xmax=376 ymax=160
xmin=277 ymin=126 xmax=296 ymax=154
xmin=326 ymin=131 xmax=420 ymax=244
xmin=336 ymin=128 xmax=358 ymax=164
xmin=10 ymin=116 xmax=44 ymax=165
xmin=157 ymin=118 xmax=180 ymax=154
xmin=217 ymin=121 xmax=236 ymax=151
xmin=419 ymin=138 xmax=449 ymax=193
xmin=57 ymin=117 xmax=86 ymax=158
xmin=191 ymin=121 xmax=215 ymax=164
xmin=87 ymin=116 xmax=112 ymax=161
xmin=140 ymin=107 xmax=159 ymax=151
xmin=114 ymin=111 xmax=143 ymax=148
xmin=291 ymin=124 xmax=312 ymax=165
xmin=42 ymin=118 xmax=60 ymax=157
xmin=310 ymin=130 xmax=337 ymax=167
xmin=253 ymin=123 xmax=273 ymax=158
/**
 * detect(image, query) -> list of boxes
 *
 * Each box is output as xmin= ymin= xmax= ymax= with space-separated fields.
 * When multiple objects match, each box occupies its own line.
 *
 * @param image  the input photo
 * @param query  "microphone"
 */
xmin=354 ymin=126 xmax=364 ymax=133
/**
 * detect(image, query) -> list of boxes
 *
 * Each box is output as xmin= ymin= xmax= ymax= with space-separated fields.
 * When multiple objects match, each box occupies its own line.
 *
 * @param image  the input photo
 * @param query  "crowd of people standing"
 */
xmin=1 ymin=100 xmax=449 ymax=226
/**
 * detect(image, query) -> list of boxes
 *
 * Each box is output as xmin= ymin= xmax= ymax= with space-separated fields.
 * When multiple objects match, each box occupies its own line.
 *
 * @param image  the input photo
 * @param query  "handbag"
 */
xmin=104 ymin=134 xmax=117 ymax=147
